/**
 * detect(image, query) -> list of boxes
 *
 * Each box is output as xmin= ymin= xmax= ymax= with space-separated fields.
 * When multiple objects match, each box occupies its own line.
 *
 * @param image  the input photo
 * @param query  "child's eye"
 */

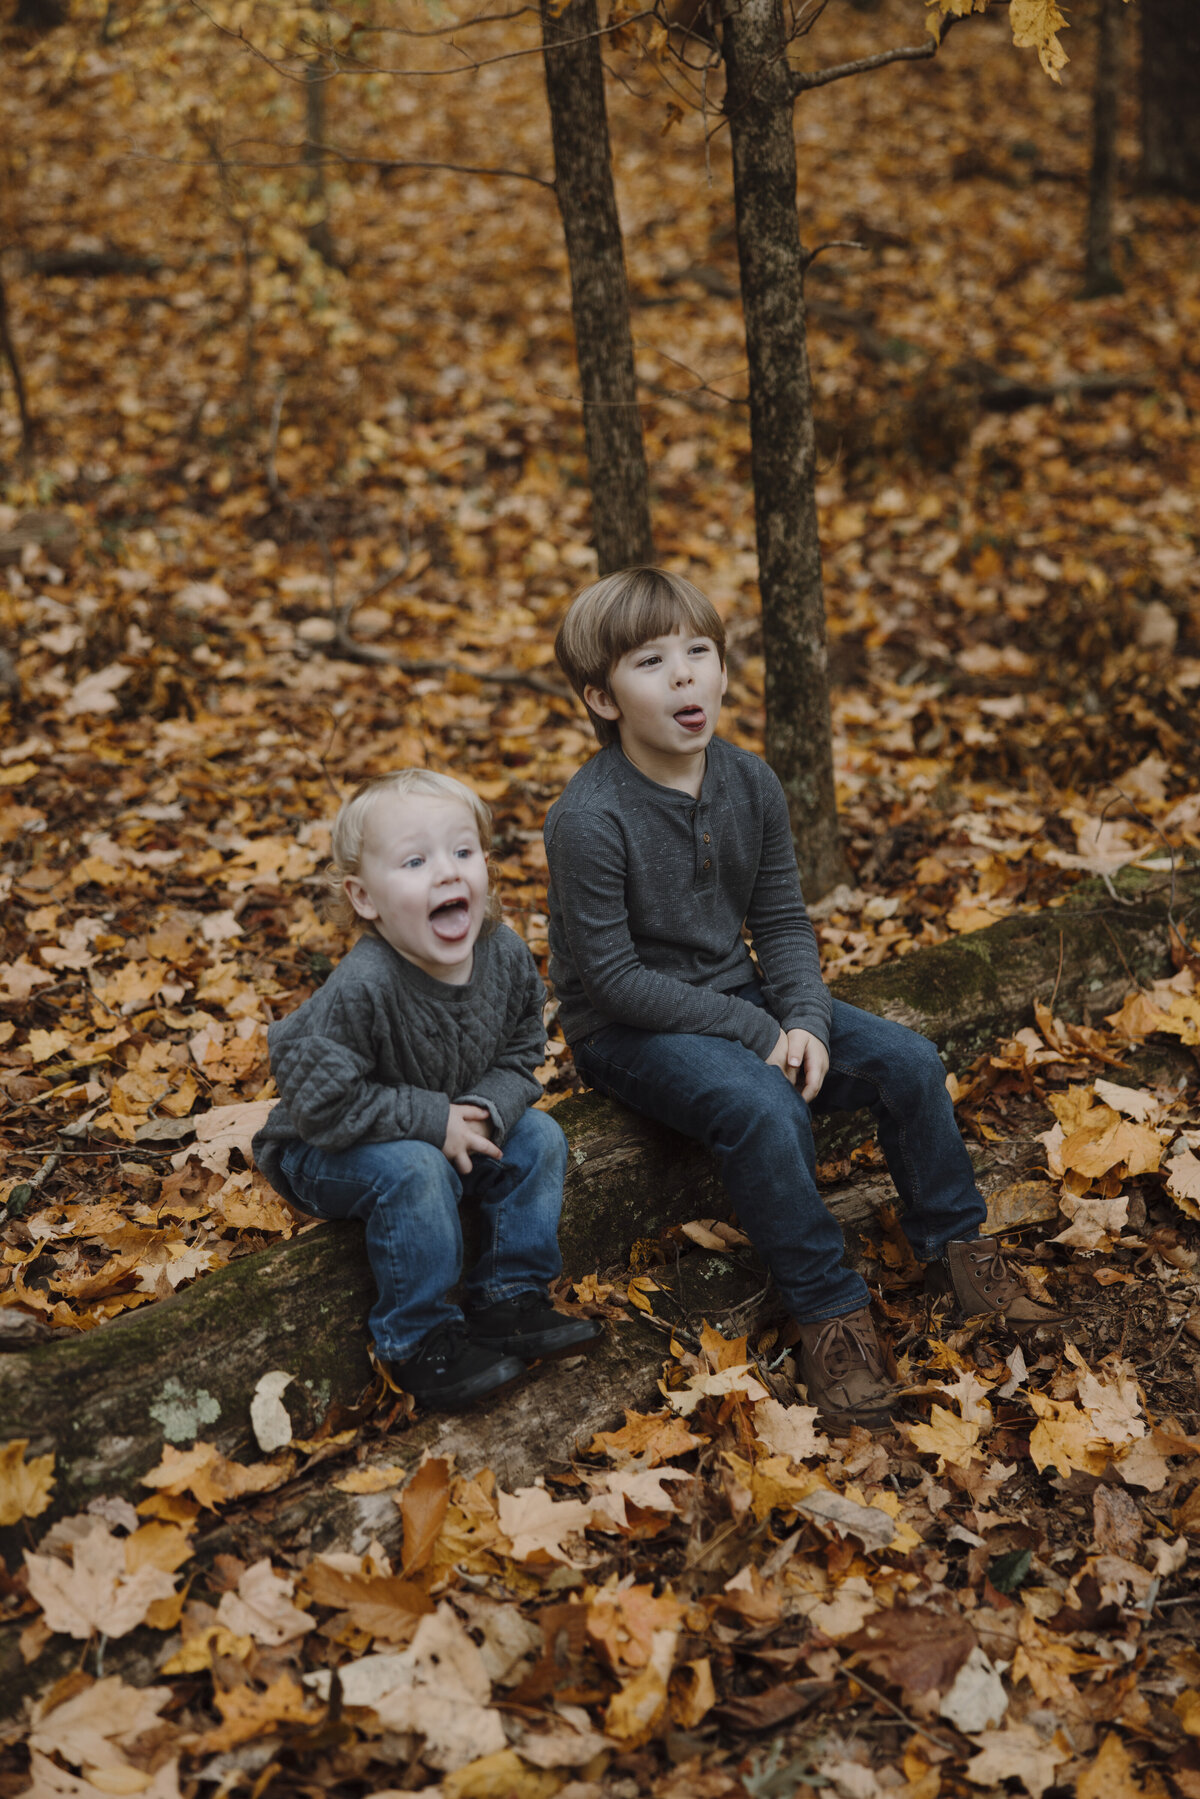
xmin=403 ymin=855 xmax=425 ymax=869
xmin=637 ymin=654 xmax=660 ymax=668
xmin=689 ymin=642 xmax=710 ymax=656
xmin=454 ymin=846 xmax=476 ymax=860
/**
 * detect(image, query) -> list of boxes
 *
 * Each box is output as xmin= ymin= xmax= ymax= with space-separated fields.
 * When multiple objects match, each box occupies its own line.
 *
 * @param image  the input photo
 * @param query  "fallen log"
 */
xmin=0 ymin=867 xmax=1192 ymax=1522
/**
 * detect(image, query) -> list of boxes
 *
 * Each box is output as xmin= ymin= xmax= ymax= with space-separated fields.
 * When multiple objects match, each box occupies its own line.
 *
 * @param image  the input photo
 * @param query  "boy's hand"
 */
xmin=767 ymin=1028 xmax=829 ymax=1102
xmin=443 ymin=1104 xmax=502 ymax=1175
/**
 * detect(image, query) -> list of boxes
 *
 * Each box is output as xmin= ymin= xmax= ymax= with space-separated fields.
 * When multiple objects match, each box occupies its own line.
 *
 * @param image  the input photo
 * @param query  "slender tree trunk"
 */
xmin=303 ymin=5 xmax=337 ymax=266
xmin=303 ymin=66 xmax=337 ymax=265
xmin=540 ymin=0 xmax=654 ymax=573
xmin=0 ymin=263 xmax=34 ymax=472
xmin=1083 ymin=0 xmax=1122 ymax=295
xmin=719 ymin=0 xmax=846 ymax=898
xmin=1141 ymin=0 xmax=1200 ymax=194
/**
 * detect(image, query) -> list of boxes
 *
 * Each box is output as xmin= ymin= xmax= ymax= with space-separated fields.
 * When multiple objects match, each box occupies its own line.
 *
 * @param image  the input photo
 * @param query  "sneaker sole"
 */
xmin=405 ymin=1356 xmax=528 ymax=1412
xmin=471 ymin=1320 xmax=605 ymax=1361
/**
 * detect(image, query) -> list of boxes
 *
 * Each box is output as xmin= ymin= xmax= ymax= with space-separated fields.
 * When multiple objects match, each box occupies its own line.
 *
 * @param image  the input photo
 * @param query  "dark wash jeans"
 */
xmin=277 ymin=1107 xmax=567 ymax=1362
xmin=573 ymin=984 xmax=987 ymax=1323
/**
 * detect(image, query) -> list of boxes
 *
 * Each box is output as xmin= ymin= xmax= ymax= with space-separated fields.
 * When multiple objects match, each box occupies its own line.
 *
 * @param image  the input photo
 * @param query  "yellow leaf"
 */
xmin=1175 ymin=1690 xmax=1200 ymax=1737
xmin=199 ymin=1676 xmax=316 ymax=1753
xmin=333 ymin=1464 xmax=405 ymax=1494
xmin=160 ymin=1624 xmax=257 ymax=1674
xmin=905 ymin=1404 xmax=982 ymax=1472
xmin=0 ymin=1438 xmax=55 ymax=1526
xmin=625 ymin=1276 xmax=659 ymax=1315
xmin=440 ymin=1750 xmax=560 ymax=1799
xmin=0 ymin=760 xmax=39 ymax=786
xmin=603 ymin=1627 xmax=676 ymax=1746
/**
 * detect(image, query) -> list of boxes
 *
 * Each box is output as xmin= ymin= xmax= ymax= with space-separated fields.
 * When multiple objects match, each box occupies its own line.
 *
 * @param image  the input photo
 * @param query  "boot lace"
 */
xmin=961 ymin=1241 xmax=1032 ymax=1307
xmin=814 ymin=1313 xmax=884 ymax=1381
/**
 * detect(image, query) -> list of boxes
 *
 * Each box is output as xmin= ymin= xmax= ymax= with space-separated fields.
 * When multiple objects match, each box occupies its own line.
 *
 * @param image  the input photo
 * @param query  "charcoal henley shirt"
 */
xmin=544 ymin=736 xmax=831 ymax=1059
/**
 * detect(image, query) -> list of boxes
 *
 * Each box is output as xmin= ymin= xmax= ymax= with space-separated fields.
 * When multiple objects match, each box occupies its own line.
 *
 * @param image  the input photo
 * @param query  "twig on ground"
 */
xmin=844 ymin=1665 xmax=960 ymax=1754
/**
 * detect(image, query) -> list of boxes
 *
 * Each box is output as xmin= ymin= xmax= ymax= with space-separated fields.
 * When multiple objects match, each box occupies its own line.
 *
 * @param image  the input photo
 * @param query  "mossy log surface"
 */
xmin=0 ymin=868 xmax=1192 ymax=1527
xmin=0 ymin=1255 xmax=770 ymax=1714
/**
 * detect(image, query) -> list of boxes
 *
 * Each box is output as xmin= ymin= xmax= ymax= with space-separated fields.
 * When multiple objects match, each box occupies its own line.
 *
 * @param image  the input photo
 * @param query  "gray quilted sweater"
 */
xmin=252 ymin=924 xmax=547 ymax=1204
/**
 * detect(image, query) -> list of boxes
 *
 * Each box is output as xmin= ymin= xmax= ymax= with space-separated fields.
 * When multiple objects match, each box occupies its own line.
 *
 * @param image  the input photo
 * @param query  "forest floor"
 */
xmin=1 ymin=0 xmax=1200 ymax=1789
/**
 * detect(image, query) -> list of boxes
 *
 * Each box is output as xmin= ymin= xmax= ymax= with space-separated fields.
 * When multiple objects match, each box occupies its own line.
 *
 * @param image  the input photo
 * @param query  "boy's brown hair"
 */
xmin=554 ymin=566 xmax=727 ymax=746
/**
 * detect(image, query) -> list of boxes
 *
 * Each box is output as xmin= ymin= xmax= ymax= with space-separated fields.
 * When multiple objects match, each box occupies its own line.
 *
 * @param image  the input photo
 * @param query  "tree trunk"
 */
xmin=303 ymin=64 xmax=338 ymax=266
xmin=0 ymin=264 xmax=34 ymax=472
xmin=303 ymin=3 xmax=338 ymax=266
xmin=540 ymin=0 xmax=654 ymax=573
xmin=719 ymin=0 xmax=846 ymax=899
xmin=1083 ymin=0 xmax=1123 ymax=296
xmin=1141 ymin=0 xmax=1200 ymax=194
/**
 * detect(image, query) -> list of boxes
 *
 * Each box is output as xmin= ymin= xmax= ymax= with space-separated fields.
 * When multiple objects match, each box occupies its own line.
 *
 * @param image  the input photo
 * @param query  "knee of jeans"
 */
xmin=902 ymin=1035 xmax=950 ymax=1094
xmin=510 ymin=1105 xmax=568 ymax=1170
xmin=356 ymin=1137 xmax=454 ymax=1197
xmin=712 ymin=1073 xmax=808 ymax=1151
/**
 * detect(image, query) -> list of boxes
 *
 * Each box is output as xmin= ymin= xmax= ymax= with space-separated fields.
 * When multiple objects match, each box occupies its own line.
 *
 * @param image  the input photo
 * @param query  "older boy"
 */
xmin=544 ymin=567 xmax=1064 ymax=1431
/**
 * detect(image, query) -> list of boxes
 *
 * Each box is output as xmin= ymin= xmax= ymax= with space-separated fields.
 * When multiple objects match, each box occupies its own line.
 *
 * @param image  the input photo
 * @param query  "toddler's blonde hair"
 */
xmin=325 ymin=768 xmax=499 ymax=934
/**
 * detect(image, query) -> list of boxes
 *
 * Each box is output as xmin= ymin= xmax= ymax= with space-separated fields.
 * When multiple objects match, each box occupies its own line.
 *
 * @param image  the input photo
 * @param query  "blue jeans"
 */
xmin=278 ymin=1107 xmax=568 ymax=1361
xmin=573 ymin=987 xmax=986 ymax=1323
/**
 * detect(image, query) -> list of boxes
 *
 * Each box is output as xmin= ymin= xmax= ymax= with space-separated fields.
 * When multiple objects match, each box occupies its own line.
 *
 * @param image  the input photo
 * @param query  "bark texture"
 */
xmin=719 ymin=0 xmax=846 ymax=899
xmin=540 ymin=0 xmax=654 ymax=573
xmin=1083 ymin=0 xmax=1123 ymax=296
xmin=0 ymin=866 xmax=1191 ymax=1548
xmin=1141 ymin=0 xmax=1200 ymax=194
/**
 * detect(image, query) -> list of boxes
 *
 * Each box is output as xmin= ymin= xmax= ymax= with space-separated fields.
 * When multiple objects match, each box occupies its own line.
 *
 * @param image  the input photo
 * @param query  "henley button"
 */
xmin=703 ymin=833 xmax=710 ymax=843
xmin=703 ymin=858 xmax=711 ymax=870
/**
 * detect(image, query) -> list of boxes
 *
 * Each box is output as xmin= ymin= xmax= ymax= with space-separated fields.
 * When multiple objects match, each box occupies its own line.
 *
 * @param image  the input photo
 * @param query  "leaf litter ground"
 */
xmin=2 ymin=0 xmax=1200 ymax=1788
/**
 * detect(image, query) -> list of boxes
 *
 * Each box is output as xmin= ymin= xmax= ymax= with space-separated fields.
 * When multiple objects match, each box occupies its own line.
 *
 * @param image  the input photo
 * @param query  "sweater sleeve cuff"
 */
xmin=409 ymin=1089 xmax=452 ymax=1148
xmin=457 ymin=1092 xmax=506 ymax=1140
xmin=736 ymin=1004 xmax=784 ymax=1060
xmin=778 ymin=1010 xmax=832 ymax=1051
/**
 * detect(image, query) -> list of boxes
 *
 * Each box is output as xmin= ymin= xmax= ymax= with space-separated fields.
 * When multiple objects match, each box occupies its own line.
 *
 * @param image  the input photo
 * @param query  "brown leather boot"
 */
xmin=795 ymin=1306 xmax=898 ymax=1434
xmin=925 ymin=1238 xmax=1068 ymax=1330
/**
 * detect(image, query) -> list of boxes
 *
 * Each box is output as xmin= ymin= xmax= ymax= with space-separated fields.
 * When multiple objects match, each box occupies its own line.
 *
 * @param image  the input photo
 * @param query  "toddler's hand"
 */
xmin=766 ymin=1028 xmax=829 ymax=1102
xmin=443 ymin=1103 xmax=502 ymax=1176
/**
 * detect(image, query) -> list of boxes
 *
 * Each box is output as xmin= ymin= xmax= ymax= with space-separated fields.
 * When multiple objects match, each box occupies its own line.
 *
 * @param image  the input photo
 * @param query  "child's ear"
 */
xmin=720 ymin=663 xmax=728 ymax=698
xmin=584 ymin=682 xmax=621 ymax=721
xmin=344 ymin=876 xmax=379 ymax=921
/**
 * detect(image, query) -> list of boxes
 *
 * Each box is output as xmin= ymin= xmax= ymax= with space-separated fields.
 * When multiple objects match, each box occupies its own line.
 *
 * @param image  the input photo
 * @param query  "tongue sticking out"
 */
xmin=430 ymin=898 xmax=471 ymax=942
xmin=675 ymin=707 xmax=706 ymax=730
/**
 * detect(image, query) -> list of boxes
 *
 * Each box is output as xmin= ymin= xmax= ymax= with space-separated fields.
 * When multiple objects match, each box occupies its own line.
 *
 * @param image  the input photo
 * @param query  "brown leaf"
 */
xmin=400 ymin=1455 xmax=451 ymax=1575
xmin=713 ymin=1679 xmax=829 ymax=1733
xmin=845 ymin=1606 xmax=977 ymax=1703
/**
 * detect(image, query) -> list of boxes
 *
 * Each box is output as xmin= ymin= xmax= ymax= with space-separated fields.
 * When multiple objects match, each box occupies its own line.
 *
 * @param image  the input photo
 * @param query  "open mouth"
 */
xmin=429 ymin=897 xmax=471 ymax=942
xmin=674 ymin=706 xmax=707 ymax=733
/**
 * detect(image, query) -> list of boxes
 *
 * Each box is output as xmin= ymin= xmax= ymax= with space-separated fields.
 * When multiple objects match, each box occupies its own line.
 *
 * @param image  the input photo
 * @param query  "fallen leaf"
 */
xmin=25 ymin=1518 xmax=177 ymax=1640
xmin=401 ymin=1455 xmax=451 ymax=1575
xmin=752 ymin=1397 xmax=830 ymax=1462
xmin=214 ymin=1559 xmax=314 ymax=1644
xmin=0 ymin=1438 xmax=55 ymax=1526
xmin=964 ymin=1722 xmax=1069 ymax=1797
xmin=29 ymin=1674 xmax=172 ymax=1772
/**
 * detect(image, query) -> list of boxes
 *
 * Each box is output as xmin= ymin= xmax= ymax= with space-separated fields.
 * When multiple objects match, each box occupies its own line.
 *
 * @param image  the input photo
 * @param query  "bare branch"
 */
xmin=790 ymin=11 xmax=970 ymax=94
xmin=308 ymin=139 xmax=555 ymax=188
xmin=801 ymin=238 xmax=865 ymax=270
xmin=340 ymin=5 xmax=538 ymax=38
xmin=190 ymin=0 xmax=657 ymax=82
xmin=791 ymin=36 xmax=938 ymax=92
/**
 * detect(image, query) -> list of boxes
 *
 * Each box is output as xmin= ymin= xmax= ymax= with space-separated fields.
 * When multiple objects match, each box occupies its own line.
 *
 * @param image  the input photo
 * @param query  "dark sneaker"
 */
xmin=925 ymin=1238 xmax=1068 ymax=1330
xmin=795 ymin=1305 xmax=898 ymax=1433
xmin=386 ymin=1322 xmax=526 ymax=1411
xmin=469 ymin=1291 xmax=604 ymax=1361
